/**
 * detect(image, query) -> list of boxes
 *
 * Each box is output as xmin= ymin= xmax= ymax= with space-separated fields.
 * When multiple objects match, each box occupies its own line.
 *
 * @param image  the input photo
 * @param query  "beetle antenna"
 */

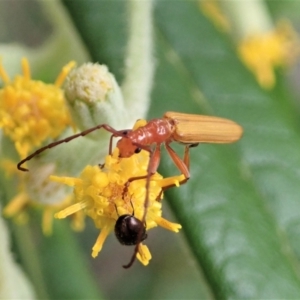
xmin=17 ymin=124 xmax=130 ymax=172
xmin=129 ymin=197 xmax=135 ymax=215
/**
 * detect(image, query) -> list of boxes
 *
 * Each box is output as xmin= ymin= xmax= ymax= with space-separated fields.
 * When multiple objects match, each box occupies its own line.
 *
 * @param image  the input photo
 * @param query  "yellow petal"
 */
xmin=55 ymin=61 xmax=76 ymax=87
xmin=50 ymin=175 xmax=81 ymax=187
xmin=156 ymin=216 xmax=182 ymax=233
xmin=136 ymin=243 xmax=152 ymax=266
xmin=91 ymin=226 xmax=111 ymax=258
xmin=54 ymin=200 xmax=89 ymax=219
xmin=3 ymin=193 xmax=29 ymax=217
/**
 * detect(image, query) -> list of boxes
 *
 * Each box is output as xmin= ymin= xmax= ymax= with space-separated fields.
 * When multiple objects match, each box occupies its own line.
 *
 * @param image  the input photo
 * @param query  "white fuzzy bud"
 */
xmin=64 ymin=63 xmax=129 ymax=133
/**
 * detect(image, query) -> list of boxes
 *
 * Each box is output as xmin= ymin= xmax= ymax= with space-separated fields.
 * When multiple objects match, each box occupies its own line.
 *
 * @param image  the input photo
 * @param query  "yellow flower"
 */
xmin=52 ymin=147 xmax=184 ymax=266
xmin=0 ymin=58 xmax=75 ymax=158
xmin=238 ymin=21 xmax=300 ymax=89
xmin=2 ymin=187 xmax=80 ymax=236
xmin=2 ymin=158 xmax=83 ymax=235
xmin=199 ymin=0 xmax=300 ymax=89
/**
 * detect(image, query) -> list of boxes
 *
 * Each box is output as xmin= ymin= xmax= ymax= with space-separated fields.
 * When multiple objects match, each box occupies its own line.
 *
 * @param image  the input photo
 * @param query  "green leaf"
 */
xmin=37 ymin=221 xmax=104 ymax=300
xmin=150 ymin=0 xmax=300 ymax=298
xmin=3 ymin=0 xmax=299 ymax=299
xmin=62 ymin=0 xmax=127 ymax=81
xmin=62 ymin=0 xmax=300 ymax=298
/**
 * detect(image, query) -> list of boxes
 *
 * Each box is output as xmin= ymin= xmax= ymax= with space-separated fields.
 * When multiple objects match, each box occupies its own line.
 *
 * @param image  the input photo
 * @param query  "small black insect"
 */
xmin=114 ymin=215 xmax=147 ymax=245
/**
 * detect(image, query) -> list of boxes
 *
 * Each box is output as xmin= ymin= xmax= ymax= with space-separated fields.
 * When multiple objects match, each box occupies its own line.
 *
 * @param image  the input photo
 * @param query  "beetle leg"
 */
xmin=147 ymin=144 xmax=161 ymax=174
xmin=129 ymin=142 xmax=160 ymax=175
xmin=183 ymin=143 xmax=199 ymax=171
xmin=108 ymin=134 xmax=114 ymax=155
xmin=122 ymin=174 xmax=148 ymax=199
xmin=123 ymin=144 xmax=162 ymax=269
xmin=183 ymin=145 xmax=190 ymax=171
xmin=165 ymin=142 xmax=190 ymax=179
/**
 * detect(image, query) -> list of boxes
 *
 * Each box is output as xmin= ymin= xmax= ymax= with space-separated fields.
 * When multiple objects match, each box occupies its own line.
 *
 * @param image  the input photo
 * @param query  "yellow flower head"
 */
xmin=2 ymin=158 xmax=80 ymax=236
xmin=238 ymin=21 xmax=300 ymax=89
xmin=52 ymin=141 xmax=184 ymax=266
xmin=0 ymin=58 xmax=75 ymax=158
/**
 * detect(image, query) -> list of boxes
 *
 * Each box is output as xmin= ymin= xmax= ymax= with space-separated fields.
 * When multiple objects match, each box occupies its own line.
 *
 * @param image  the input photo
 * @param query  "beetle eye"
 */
xmin=114 ymin=215 xmax=147 ymax=245
xmin=122 ymin=131 xmax=128 ymax=136
xmin=134 ymin=148 xmax=141 ymax=154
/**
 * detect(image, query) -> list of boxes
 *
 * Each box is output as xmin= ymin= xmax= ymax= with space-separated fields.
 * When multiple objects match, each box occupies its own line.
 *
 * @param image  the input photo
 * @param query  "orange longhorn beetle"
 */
xmin=17 ymin=111 xmax=243 ymax=268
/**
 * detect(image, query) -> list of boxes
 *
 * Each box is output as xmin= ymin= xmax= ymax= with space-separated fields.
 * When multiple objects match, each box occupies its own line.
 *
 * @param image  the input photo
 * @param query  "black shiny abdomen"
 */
xmin=115 ymin=215 xmax=147 ymax=245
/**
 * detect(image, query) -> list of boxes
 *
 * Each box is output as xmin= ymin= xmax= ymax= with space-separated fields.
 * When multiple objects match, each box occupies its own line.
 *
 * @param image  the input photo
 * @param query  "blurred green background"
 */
xmin=1 ymin=0 xmax=300 ymax=299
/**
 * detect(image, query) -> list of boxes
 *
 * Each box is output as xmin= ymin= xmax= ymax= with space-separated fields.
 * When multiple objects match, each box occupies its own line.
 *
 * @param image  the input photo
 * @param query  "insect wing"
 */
xmin=164 ymin=111 xmax=243 ymax=144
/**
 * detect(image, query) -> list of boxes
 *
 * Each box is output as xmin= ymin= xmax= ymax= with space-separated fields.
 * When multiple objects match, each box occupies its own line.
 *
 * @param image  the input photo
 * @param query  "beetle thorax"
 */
xmin=116 ymin=118 xmax=175 ymax=158
xmin=131 ymin=118 xmax=174 ymax=145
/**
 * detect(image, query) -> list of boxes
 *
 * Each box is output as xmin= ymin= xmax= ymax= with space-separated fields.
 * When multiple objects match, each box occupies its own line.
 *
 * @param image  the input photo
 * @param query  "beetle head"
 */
xmin=117 ymin=137 xmax=141 ymax=158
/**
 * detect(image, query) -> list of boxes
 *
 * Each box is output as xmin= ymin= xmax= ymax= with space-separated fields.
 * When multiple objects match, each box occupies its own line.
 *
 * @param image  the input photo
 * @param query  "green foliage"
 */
xmin=2 ymin=0 xmax=300 ymax=299
xmin=62 ymin=0 xmax=300 ymax=298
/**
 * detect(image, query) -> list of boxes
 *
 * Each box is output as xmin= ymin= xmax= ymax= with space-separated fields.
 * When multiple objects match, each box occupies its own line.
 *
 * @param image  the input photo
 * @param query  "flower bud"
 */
xmin=64 ymin=63 xmax=129 ymax=137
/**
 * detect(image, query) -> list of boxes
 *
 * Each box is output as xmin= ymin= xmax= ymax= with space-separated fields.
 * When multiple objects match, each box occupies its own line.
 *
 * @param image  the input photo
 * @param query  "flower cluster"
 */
xmin=0 ymin=58 xmax=76 ymax=234
xmin=0 ymin=58 xmax=75 ymax=159
xmin=52 ymin=145 xmax=184 ymax=266
xmin=1 ymin=59 xmax=184 ymax=266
